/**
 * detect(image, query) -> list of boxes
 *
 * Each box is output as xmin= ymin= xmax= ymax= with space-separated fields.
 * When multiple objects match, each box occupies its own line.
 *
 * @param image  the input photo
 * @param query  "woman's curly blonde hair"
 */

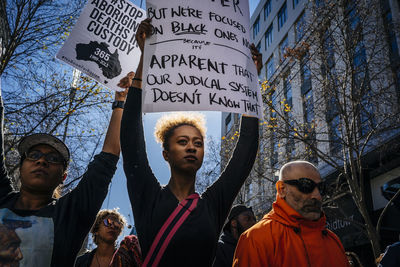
xmin=91 ymin=208 xmax=127 ymax=245
xmin=154 ymin=112 xmax=207 ymax=151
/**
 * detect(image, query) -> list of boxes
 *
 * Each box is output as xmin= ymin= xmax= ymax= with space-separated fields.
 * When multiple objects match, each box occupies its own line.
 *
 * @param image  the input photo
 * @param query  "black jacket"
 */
xmin=213 ymin=231 xmax=238 ymax=267
xmin=75 ymin=249 xmax=96 ymax=267
xmin=380 ymin=241 xmax=400 ymax=267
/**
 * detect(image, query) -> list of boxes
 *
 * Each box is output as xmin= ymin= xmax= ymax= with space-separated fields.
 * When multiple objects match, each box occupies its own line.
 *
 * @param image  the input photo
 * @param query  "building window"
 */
xmin=381 ymin=0 xmax=400 ymax=94
xmin=353 ymin=42 xmax=366 ymax=69
xmin=346 ymin=1 xmax=360 ymax=31
xmin=283 ymin=72 xmax=295 ymax=158
xmin=253 ymin=16 xmax=260 ymax=38
xmin=382 ymin=4 xmax=399 ymax=61
xmin=293 ymin=0 xmax=300 ymax=8
xmin=295 ymin=12 xmax=305 ymax=42
xmin=271 ymin=135 xmax=279 ymax=168
xmin=283 ymin=72 xmax=292 ymax=109
xmin=264 ymin=0 xmax=272 ymax=20
xmin=278 ymin=2 xmax=287 ymax=30
xmin=303 ymin=89 xmax=317 ymax=163
xmin=225 ymin=113 xmax=233 ymax=133
xmin=344 ymin=1 xmax=375 ymax=136
xmin=264 ymin=24 xmax=273 ymax=50
xmin=321 ymin=28 xmax=335 ymax=79
xmin=325 ymin=30 xmax=335 ymax=69
xmin=352 ymin=42 xmax=375 ymax=136
xmin=301 ymin=54 xmax=317 ymax=162
xmin=326 ymin=94 xmax=342 ymax=154
xmin=256 ymin=42 xmax=261 ymax=53
xmin=303 ymin=89 xmax=314 ymax=125
xmin=266 ymin=56 xmax=274 ymax=80
xmin=300 ymin=52 xmax=311 ymax=94
xmin=270 ymin=89 xmax=279 ymax=168
xmin=279 ymin=35 xmax=289 ymax=62
xmin=329 ymin=114 xmax=342 ymax=154
xmin=359 ymin=94 xmax=375 ymax=136
xmin=315 ymin=0 xmax=324 ymax=8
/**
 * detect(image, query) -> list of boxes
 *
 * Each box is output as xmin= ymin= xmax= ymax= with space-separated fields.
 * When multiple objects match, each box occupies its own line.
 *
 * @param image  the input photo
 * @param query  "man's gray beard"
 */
xmin=301 ymin=199 xmax=322 ymax=213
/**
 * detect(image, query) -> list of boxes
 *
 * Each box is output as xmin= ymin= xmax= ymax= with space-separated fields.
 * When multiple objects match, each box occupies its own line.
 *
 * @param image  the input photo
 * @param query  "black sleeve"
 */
xmin=203 ymin=116 xmax=259 ymax=232
xmin=120 ymin=87 xmax=161 ymax=221
xmin=52 ymin=152 xmax=118 ymax=266
xmin=0 ymin=96 xmax=13 ymax=199
xmin=56 ymin=152 xmax=119 ymax=223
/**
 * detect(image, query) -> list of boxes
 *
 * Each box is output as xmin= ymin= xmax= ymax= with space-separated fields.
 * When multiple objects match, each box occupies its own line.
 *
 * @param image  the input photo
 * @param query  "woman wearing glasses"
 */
xmin=75 ymin=209 xmax=125 ymax=267
xmin=120 ymin=19 xmax=261 ymax=266
xmin=0 ymin=88 xmax=128 ymax=266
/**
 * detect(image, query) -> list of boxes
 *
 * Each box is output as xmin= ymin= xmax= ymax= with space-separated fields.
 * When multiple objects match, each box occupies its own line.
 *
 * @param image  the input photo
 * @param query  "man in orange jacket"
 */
xmin=233 ymin=161 xmax=350 ymax=267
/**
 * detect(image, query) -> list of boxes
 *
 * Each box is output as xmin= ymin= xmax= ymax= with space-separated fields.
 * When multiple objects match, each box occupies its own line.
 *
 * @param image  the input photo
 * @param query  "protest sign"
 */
xmin=56 ymin=0 xmax=145 ymax=91
xmin=142 ymin=0 xmax=263 ymax=118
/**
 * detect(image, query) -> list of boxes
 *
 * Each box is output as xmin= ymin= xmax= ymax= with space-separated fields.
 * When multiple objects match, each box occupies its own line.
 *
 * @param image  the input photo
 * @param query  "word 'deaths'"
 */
xmin=142 ymin=0 xmax=263 ymax=117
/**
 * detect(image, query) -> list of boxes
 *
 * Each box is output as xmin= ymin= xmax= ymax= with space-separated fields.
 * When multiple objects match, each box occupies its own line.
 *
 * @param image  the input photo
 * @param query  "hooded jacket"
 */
xmin=233 ymin=197 xmax=350 ymax=267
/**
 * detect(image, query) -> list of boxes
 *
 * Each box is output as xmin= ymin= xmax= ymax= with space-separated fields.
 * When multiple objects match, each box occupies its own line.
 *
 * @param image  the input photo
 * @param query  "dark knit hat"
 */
xmin=223 ymin=204 xmax=253 ymax=232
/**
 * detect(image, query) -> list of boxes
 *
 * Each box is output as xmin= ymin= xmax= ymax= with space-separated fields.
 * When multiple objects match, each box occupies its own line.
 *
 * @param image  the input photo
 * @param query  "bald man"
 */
xmin=233 ymin=161 xmax=349 ymax=267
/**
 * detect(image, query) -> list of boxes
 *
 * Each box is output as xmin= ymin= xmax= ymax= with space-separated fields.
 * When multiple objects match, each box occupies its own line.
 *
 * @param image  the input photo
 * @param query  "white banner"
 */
xmin=142 ymin=0 xmax=263 ymax=118
xmin=56 ymin=0 xmax=145 ymax=91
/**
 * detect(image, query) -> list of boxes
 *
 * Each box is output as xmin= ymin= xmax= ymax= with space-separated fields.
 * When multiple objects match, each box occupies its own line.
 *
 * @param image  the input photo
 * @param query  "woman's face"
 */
xmin=96 ymin=215 xmax=123 ymax=245
xmin=163 ymin=125 xmax=204 ymax=174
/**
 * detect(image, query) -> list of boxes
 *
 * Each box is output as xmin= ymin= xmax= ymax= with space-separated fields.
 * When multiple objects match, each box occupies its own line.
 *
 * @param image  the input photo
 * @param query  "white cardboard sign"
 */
xmin=56 ymin=0 xmax=145 ymax=91
xmin=142 ymin=0 xmax=263 ymax=118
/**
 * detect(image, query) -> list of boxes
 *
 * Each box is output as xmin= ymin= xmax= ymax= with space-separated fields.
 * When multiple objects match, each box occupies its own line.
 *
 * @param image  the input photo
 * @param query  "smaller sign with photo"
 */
xmin=56 ymin=0 xmax=145 ymax=91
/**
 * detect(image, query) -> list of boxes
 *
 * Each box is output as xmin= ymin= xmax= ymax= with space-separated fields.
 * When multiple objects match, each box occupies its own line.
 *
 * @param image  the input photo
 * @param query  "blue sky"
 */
xmin=100 ymin=0 xmax=261 ymax=239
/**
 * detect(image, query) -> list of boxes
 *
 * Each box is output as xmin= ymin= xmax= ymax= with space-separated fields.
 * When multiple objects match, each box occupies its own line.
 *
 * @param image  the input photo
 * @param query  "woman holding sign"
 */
xmin=120 ymin=19 xmax=262 ymax=267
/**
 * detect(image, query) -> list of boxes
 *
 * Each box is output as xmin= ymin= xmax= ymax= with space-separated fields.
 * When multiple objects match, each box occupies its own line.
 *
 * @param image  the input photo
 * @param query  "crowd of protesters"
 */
xmin=0 ymin=18 xmax=397 ymax=267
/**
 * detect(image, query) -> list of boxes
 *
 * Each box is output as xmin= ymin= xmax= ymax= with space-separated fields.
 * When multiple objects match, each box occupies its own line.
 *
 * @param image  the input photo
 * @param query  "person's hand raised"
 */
xmin=116 ymin=71 xmax=135 ymax=101
xmin=250 ymin=44 xmax=262 ymax=75
xmin=136 ymin=18 xmax=153 ymax=52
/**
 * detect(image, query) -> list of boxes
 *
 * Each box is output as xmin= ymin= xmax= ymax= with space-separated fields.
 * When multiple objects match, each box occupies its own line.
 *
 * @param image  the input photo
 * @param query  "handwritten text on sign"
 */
xmin=142 ymin=0 xmax=263 ymax=117
xmin=57 ymin=0 xmax=145 ymax=91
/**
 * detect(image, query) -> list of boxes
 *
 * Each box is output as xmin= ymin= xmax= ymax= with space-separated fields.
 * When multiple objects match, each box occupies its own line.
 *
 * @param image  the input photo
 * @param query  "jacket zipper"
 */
xmin=297 ymin=228 xmax=312 ymax=267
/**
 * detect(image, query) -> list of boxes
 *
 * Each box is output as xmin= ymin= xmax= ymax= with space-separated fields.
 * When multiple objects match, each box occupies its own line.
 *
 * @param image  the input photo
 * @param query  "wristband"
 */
xmin=112 ymin=101 xmax=125 ymax=110
xmin=132 ymin=78 xmax=142 ymax=82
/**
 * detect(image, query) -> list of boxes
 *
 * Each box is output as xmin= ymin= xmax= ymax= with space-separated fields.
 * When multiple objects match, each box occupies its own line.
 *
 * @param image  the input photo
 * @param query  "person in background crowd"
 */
xmin=213 ymin=204 xmax=256 ymax=267
xmin=378 ymin=239 xmax=400 ymax=267
xmin=76 ymin=208 xmax=142 ymax=267
xmin=120 ymin=18 xmax=261 ymax=267
xmin=109 ymin=234 xmax=142 ymax=267
xmin=75 ymin=209 xmax=125 ymax=267
xmin=345 ymin=251 xmax=364 ymax=267
xmin=0 ymin=84 xmax=127 ymax=266
xmin=233 ymin=160 xmax=350 ymax=267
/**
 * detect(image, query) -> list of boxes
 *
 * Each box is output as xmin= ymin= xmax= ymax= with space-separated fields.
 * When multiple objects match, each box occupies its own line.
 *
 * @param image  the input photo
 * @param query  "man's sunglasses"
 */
xmin=25 ymin=150 xmax=64 ymax=164
xmin=283 ymin=178 xmax=326 ymax=195
xmin=103 ymin=218 xmax=122 ymax=229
